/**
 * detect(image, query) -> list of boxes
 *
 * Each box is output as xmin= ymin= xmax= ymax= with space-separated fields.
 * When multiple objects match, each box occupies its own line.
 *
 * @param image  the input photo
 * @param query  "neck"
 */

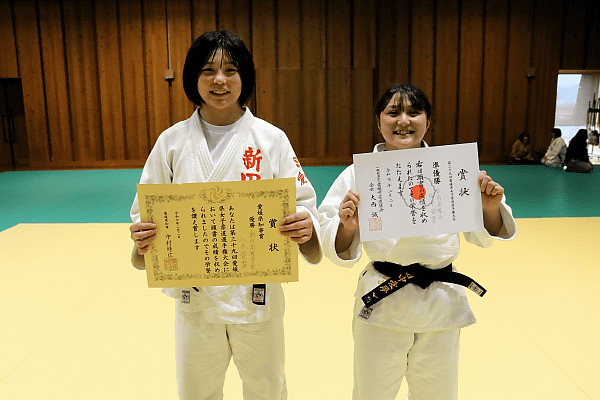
xmin=200 ymin=106 xmax=245 ymax=126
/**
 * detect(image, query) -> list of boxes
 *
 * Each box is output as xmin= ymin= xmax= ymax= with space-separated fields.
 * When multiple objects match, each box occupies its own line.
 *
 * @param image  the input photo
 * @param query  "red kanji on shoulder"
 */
xmin=297 ymin=171 xmax=307 ymax=186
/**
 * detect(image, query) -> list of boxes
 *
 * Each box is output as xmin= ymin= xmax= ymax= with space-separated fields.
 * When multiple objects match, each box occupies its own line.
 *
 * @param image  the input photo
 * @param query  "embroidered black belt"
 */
xmin=361 ymin=261 xmax=487 ymax=308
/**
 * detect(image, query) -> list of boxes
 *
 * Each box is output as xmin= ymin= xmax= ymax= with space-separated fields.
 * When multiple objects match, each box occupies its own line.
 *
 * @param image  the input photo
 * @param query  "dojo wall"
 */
xmin=1 ymin=0 xmax=599 ymax=169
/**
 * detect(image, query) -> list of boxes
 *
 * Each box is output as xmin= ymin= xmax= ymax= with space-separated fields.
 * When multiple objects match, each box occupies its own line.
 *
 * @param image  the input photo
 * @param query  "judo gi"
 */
xmin=131 ymin=108 xmax=321 ymax=400
xmin=542 ymin=136 xmax=567 ymax=167
xmin=318 ymin=143 xmax=517 ymax=400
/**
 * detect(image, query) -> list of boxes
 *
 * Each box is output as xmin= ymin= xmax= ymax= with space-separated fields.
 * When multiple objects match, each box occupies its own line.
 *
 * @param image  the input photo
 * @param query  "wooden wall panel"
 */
xmin=217 ymin=0 xmax=251 ymax=45
xmin=0 ymin=2 xmax=19 ymax=79
xmin=301 ymin=69 xmax=327 ymax=159
xmin=560 ymin=1 xmax=587 ymax=70
xmin=326 ymin=0 xmax=352 ymax=159
xmin=352 ymin=0 xmax=376 ymax=155
xmin=479 ymin=0 xmax=509 ymax=163
xmin=2 ymin=0 xmax=599 ymax=170
xmin=585 ymin=2 xmax=600 ymax=69
xmin=375 ymin=0 xmax=410 ymax=97
xmin=503 ymin=0 xmax=533 ymax=158
xmin=352 ymin=68 xmax=376 ymax=155
xmin=275 ymin=69 xmax=302 ymax=153
xmin=434 ymin=0 xmax=460 ymax=146
xmin=143 ymin=0 xmax=171 ymax=147
xmin=528 ymin=0 xmax=564 ymax=156
xmin=277 ymin=0 xmax=301 ymax=69
xmin=12 ymin=1 xmax=50 ymax=166
xmin=353 ymin=0 xmax=376 ymax=69
xmin=120 ymin=0 xmax=151 ymax=161
xmin=38 ymin=1 xmax=73 ymax=163
xmin=301 ymin=1 xmax=326 ymax=69
xmin=168 ymin=0 xmax=195 ymax=126
xmin=63 ymin=0 xmax=103 ymax=164
xmin=96 ymin=0 xmax=126 ymax=162
xmin=254 ymin=68 xmax=276 ymax=127
xmin=251 ymin=0 xmax=276 ymax=70
xmin=191 ymin=0 xmax=217 ymax=39
xmin=457 ymin=0 xmax=484 ymax=145
xmin=411 ymin=0 xmax=435 ymax=145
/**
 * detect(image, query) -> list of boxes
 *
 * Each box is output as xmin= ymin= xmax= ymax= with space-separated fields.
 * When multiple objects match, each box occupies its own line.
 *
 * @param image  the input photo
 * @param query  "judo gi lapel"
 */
xmin=191 ymin=108 xmax=252 ymax=182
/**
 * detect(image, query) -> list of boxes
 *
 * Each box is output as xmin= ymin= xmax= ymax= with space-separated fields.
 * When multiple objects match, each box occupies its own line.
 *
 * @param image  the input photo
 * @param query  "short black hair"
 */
xmin=374 ymin=83 xmax=432 ymax=124
xmin=518 ymin=132 xmax=529 ymax=142
xmin=182 ymin=31 xmax=256 ymax=107
xmin=552 ymin=128 xmax=562 ymax=138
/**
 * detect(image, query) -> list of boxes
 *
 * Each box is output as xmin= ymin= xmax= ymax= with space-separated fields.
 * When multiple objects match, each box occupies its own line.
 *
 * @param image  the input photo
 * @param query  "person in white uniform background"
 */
xmin=541 ymin=128 xmax=567 ymax=167
xmin=318 ymin=83 xmax=517 ymax=400
xmin=129 ymin=30 xmax=322 ymax=400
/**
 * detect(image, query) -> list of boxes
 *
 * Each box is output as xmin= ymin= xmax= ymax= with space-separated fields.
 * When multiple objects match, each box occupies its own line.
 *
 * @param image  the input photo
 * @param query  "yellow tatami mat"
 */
xmin=1 ymin=218 xmax=598 ymax=399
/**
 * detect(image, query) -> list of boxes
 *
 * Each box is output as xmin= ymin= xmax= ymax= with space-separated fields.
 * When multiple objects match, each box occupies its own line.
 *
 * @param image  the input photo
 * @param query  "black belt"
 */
xmin=361 ymin=261 xmax=486 ymax=308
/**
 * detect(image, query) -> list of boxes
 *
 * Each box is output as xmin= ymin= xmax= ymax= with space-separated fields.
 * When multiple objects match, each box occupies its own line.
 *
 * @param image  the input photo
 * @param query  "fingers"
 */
xmin=279 ymin=212 xmax=313 ymax=244
xmin=130 ymin=222 xmax=158 ymax=252
xmin=339 ymin=190 xmax=360 ymax=221
xmin=130 ymin=222 xmax=157 ymax=235
xmin=478 ymin=171 xmax=504 ymax=196
xmin=137 ymin=243 xmax=153 ymax=255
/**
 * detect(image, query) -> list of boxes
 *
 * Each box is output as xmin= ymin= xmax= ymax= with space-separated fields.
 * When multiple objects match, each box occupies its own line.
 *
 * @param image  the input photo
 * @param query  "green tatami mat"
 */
xmin=0 ymin=165 xmax=598 ymax=232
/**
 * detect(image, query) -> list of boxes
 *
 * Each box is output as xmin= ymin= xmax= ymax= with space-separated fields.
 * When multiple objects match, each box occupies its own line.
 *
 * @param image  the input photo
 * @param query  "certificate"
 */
xmin=353 ymin=142 xmax=484 ymax=241
xmin=137 ymin=178 xmax=297 ymax=288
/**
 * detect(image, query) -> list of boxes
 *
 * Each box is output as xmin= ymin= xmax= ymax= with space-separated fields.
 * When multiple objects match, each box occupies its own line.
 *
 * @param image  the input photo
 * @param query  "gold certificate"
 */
xmin=137 ymin=178 xmax=297 ymax=288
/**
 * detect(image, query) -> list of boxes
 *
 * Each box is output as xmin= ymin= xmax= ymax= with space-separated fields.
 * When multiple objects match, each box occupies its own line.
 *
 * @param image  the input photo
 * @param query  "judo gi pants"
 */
xmin=175 ymin=306 xmax=287 ymax=400
xmin=352 ymin=319 xmax=460 ymax=400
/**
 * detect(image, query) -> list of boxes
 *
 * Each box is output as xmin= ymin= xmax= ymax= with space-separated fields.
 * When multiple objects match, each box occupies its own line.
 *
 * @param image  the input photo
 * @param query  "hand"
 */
xmin=478 ymin=171 xmax=504 ymax=236
xmin=338 ymin=189 xmax=360 ymax=231
xmin=130 ymin=222 xmax=158 ymax=255
xmin=279 ymin=212 xmax=314 ymax=244
xmin=478 ymin=170 xmax=504 ymax=212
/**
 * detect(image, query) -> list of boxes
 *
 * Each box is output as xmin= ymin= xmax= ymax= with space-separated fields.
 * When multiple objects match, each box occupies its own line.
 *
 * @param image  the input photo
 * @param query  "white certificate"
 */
xmin=353 ymin=143 xmax=484 ymax=241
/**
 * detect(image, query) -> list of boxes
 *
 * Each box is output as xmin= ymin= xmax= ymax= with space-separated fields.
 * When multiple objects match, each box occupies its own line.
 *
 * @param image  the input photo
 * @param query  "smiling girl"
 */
xmin=129 ymin=31 xmax=321 ymax=400
xmin=318 ymin=83 xmax=516 ymax=400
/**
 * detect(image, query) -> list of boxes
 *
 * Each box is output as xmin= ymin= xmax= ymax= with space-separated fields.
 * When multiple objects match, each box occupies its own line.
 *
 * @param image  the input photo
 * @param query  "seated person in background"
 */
xmin=509 ymin=132 xmax=536 ymax=164
xmin=564 ymin=128 xmax=594 ymax=173
xmin=588 ymin=129 xmax=599 ymax=146
xmin=541 ymin=128 xmax=566 ymax=167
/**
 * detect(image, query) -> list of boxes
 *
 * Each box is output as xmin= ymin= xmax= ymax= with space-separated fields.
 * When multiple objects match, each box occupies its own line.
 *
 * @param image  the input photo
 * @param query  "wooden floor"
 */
xmin=1 ymin=218 xmax=598 ymax=399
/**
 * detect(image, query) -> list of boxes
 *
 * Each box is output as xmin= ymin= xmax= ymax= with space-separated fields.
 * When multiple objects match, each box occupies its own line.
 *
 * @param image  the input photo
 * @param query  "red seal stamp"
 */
xmin=164 ymin=258 xmax=178 ymax=271
xmin=369 ymin=217 xmax=382 ymax=231
xmin=410 ymin=184 xmax=426 ymax=200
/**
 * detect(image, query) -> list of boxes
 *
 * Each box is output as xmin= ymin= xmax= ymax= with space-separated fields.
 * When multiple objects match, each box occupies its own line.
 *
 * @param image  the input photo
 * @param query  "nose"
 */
xmin=397 ymin=113 xmax=410 ymax=126
xmin=214 ymin=69 xmax=226 ymax=84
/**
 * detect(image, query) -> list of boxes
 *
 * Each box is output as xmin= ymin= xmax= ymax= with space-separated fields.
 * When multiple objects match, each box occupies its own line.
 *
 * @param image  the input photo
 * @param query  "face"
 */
xmin=378 ymin=95 xmax=430 ymax=150
xmin=197 ymin=49 xmax=243 ymax=124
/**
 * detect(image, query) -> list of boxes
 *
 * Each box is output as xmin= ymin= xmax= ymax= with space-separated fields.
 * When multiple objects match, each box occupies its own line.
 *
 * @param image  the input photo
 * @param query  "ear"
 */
xmin=426 ymin=117 xmax=431 ymax=132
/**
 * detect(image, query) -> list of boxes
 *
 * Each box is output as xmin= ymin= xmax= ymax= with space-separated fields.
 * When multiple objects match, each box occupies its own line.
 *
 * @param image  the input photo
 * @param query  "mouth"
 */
xmin=211 ymin=90 xmax=229 ymax=95
xmin=393 ymin=130 xmax=412 ymax=135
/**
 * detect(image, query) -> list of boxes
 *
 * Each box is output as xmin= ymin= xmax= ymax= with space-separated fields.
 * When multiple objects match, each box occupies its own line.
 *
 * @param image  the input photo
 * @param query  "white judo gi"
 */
xmin=318 ymin=143 xmax=517 ymax=400
xmin=131 ymin=108 xmax=321 ymax=400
